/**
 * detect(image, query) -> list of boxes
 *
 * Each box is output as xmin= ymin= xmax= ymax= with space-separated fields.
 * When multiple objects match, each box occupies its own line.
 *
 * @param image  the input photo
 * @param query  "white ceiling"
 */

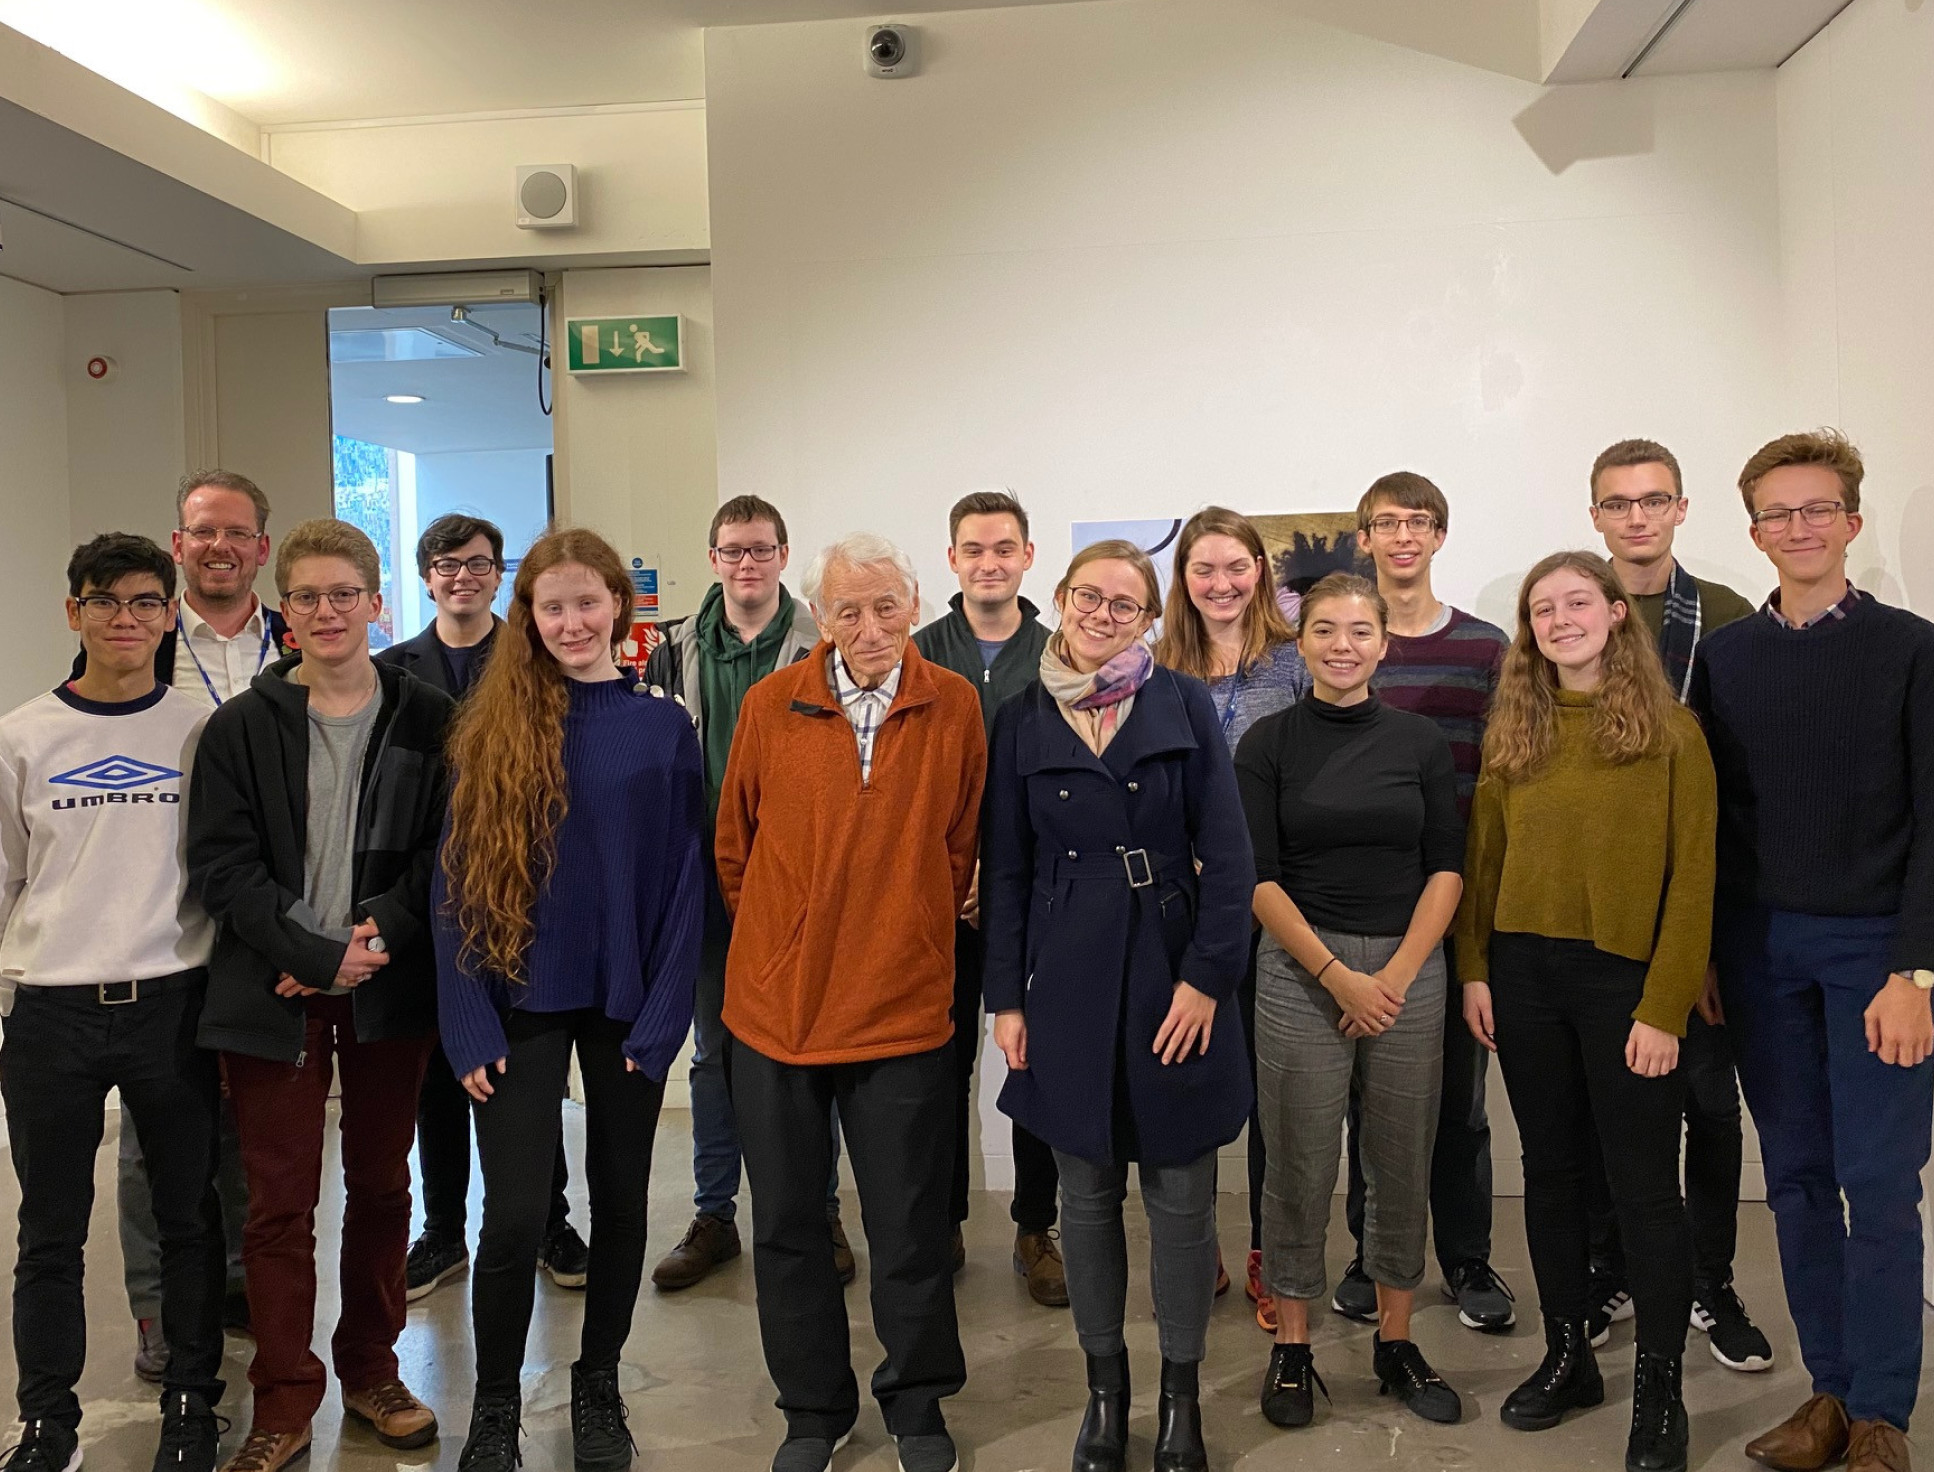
xmin=328 ymin=303 xmax=553 ymax=455
xmin=1631 ymin=0 xmax=1853 ymax=75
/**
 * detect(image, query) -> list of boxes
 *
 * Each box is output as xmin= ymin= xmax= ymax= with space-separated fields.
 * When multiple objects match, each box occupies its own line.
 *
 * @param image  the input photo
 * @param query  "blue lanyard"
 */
xmin=179 ymin=611 xmax=272 ymax=708
xmin=1214 ymin=664 xmax=1247 ymax=744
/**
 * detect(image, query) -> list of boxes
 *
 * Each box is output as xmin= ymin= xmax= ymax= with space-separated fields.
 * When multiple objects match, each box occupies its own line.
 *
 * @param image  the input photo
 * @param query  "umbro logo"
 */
xmin=49 ymin=755 xmax=183 ymax=791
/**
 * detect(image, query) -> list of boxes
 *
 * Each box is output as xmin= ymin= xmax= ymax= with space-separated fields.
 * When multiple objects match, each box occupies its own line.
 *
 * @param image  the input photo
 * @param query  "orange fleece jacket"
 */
xmin=716 ymin=641 xmax=986 ymax=1066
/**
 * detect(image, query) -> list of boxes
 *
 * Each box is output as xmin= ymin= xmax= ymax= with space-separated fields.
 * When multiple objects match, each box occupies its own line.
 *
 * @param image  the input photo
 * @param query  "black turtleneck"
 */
xmin=1233 ymin=692 xmax=1464 ymax=935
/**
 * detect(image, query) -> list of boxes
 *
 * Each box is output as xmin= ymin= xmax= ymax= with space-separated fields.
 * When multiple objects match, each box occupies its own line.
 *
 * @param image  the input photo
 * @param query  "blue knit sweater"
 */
xmin=434 ymin=677 xmax=706 ymax=1080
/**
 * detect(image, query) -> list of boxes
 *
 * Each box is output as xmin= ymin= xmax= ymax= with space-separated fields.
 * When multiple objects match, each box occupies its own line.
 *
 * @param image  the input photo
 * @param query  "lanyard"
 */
xmin=1213 ymin=663 xmax=1248 ymax=745
xmin=179 ymin=611 xmax=273 ymax=708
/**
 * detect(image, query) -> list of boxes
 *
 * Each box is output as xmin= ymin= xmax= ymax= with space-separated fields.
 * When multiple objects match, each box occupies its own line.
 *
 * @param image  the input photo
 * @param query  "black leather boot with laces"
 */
xmin=571 ymin=1363 xmax=635 ymax=1472
xmin=1626 ymin=1351 xmax=1688 ymax=1472
xmin=1501 ymin=1314 xmax=1605 ymax=1431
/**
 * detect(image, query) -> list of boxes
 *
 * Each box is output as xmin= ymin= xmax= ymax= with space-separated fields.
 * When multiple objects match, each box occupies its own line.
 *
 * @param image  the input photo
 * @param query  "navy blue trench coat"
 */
xmin=980 ymin=667 xmax=1257 ymax=1167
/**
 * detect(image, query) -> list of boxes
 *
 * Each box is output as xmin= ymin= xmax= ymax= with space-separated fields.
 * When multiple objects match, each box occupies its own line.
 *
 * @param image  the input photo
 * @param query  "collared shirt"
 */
xmin=1763 ymin=581 xmax=1865 ymax=631
xmin=829 ymin=651 xmax=902 ymax=786
xmin=173 ymin=597 xmax=271 ymax=709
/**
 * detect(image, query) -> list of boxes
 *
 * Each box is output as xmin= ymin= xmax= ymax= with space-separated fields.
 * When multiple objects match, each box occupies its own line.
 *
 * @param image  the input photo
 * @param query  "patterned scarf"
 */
xmin=1657 ymin=560 xmax=1703 ymax=703
xmin=1039 ymin=636 xmax=1154 ymax=754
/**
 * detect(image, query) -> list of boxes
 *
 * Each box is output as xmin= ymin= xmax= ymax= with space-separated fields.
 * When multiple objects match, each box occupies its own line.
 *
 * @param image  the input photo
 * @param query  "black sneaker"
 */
xmin=1691 ymin=1279 xmax=1774 ymax=1372
xmin=1329 ymin=1258 xmax=1378 ymax=1323
xmin=1443 ymin=1259 xmax=1517 ymax=1333
xmin=457 ymin=1394 xmax=522 ymax=1472
xmin=1373 ymin=1335 xmax=1463 ymax=1424
xmin=540 ymin=1223 xmax=590 ymax=1290
xmin=894 ymin=1430 xmax=956 ymax=1472
xmin=405 ymin=1234 xmax=470 ymax=1303
xmin=0 ymin=1421 xmax=80 ymax=1472
xmin=1260 ymin=1342 xmax=1329 ymax=1429
xmin=770 ymin=1433 xmax=851 ymax=1472
xmin=570 ymin=1363 xmax=633 ymax=1472
xmin=152 ymin=1390 xmax=227 ymax=1472
xmin=1585 ymin=1265 xmax=1633 ymax=1348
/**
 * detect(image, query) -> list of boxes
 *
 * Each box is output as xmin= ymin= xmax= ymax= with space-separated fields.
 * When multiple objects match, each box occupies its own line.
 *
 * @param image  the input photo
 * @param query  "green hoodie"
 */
xmin=695 ymin=582 xmax=796 ymax=812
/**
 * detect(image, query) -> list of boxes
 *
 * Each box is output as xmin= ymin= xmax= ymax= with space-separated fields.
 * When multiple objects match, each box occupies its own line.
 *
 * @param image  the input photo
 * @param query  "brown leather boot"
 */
xmin=1746 ymin=1393 xmax=1851 ymax=1471
xmin=1013 ymin=1229 xmax=1069 ymax=1307
xmin=650 ymin=1213 xmax=741 ymax=1291
xmin=1848 ymin=1419 xmax=1912 ymax=1472
xmin=219 ymin=1425 xmax=312 ymax=1472
xmin=342 ymin=1378 xmax=438 ymax=1450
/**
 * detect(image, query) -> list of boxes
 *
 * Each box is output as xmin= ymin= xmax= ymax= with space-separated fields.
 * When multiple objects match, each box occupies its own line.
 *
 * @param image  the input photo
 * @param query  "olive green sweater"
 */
xmin=1453 ymin=690 xmax=1717 ymax=1035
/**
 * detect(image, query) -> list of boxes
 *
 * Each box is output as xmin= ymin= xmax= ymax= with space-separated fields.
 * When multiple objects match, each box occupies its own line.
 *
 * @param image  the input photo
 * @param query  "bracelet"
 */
xmin=1314 ymin=956 xmax=1339 ymax=982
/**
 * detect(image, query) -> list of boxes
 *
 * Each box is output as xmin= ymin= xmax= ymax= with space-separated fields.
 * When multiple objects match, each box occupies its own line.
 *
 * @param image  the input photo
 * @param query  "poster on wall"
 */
xmin=1069 ymin=518 xmax=1184 ymax=607
xmin=1071 ymin=512 xmax=1369 ymax=627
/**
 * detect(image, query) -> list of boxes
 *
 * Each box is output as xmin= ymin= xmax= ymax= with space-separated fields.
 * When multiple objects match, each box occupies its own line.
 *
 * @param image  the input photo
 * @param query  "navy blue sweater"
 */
xmin=1689 ymin=591 xmax=1934 ymax=974
xmin=434 ymin=677 xmax=706 ymax=1080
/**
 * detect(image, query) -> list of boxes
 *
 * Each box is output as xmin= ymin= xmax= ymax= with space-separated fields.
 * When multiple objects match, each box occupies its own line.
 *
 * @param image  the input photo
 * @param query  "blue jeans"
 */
xmin=1715 ymin=905 xmax=1933 ymax=1431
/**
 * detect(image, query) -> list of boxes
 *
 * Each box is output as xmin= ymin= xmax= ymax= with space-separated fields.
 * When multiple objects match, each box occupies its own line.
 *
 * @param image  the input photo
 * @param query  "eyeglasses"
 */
xmin=1365 ymin=514 xmax=1438 ymax=537
xmin=1593 ymin=493 xmax=1680 ymax=519
xmin=826 ymin=598 xmax=910 ymax=632
xmin=180 ymin=525 xmax=262 ymax=546
xmin=428 ymin=555 xmax=501 ymax=578
xmin=285 ymin=586 xmax=369 ymax=615
xmin=1750 ymin=500 xmax=1846 ymax=533
xmin=76 ymin=594 xmax=169 ymax=623
xmin=1067 ymin=585 xmax=1148 ymax=623
xmin=712 ymin=544 xmax=781 ymax=564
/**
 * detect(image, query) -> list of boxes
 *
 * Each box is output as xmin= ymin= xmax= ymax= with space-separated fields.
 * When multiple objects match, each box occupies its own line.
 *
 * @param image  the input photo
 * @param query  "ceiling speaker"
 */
xmin=515 ymin=164 xmax=577 ymax=230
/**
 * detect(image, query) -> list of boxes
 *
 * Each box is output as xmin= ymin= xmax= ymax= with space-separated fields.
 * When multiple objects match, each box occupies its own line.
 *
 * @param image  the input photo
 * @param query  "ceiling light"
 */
xmin=386 ymin=394 xmax=425 ymax=405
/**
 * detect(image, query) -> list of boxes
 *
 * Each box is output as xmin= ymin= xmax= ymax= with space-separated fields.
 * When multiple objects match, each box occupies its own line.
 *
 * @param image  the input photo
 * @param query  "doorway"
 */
xmin=327 ymin=302 xmax=553 ymax=648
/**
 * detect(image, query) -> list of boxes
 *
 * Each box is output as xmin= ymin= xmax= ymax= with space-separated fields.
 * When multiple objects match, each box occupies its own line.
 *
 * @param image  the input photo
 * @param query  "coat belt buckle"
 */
xmin=98 ymin=980 xmax=139 ymax=1005
xmin=1122 ymin=849 xmax=1155 ymax=889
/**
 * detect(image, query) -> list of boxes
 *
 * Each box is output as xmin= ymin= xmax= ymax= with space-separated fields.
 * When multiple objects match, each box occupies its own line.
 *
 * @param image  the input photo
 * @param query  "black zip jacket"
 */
xmin=912 ymin=593 xmax=1050 ymax=738
xmin=188 ymin=653 xmax=454 ymax=1061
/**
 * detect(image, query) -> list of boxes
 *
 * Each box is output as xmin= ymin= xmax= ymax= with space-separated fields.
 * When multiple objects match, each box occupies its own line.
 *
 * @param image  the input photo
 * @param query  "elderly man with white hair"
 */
xmin=716 ymin=532 xmax=987 ymax=1472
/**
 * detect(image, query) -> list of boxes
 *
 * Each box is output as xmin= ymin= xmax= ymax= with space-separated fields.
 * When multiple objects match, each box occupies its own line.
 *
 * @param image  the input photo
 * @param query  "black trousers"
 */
xmin=1235 ymin=931 xmax=1268 ymax=1250
xmin=418 ymin=1035 xmax=571 ymax=1244
xmin=1490 ymin=933 xmax=1692 ymax=1357
xmin=1 ymin=977 xmax=225 ymax=1427
xmin=730 ymin=1034 xmax=965 ymax=1440
xmin=950 ymin=921 xmax=1057 ymax=1232
xmin=1585 ymin=1010 xmax=1743 ymax=1285
xmin=1346 ymin=939 xmax=1494 ymax=1274
xmin=470 ymin=1009 xmax=665 ymax=1398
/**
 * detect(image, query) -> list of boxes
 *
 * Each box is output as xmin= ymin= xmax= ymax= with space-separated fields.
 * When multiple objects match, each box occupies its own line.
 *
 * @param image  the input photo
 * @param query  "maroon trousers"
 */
xmin=223 ymin=995 xmax=433 ymax=1432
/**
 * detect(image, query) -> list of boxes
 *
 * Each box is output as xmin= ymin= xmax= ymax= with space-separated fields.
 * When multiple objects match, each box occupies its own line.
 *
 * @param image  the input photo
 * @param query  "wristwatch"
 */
xmin=1913 ymin=969 xmax=1934 ymax=991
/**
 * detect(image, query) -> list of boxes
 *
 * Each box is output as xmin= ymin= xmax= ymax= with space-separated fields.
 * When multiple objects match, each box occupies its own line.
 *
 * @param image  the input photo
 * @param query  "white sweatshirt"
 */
xmin=0 ymin=684 xmax=215 ymax=1009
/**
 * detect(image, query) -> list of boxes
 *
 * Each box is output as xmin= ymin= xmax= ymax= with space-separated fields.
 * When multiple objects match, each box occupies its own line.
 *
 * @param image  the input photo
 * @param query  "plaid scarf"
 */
xmin=1657 ymin=560 xmax=1703 ymax=703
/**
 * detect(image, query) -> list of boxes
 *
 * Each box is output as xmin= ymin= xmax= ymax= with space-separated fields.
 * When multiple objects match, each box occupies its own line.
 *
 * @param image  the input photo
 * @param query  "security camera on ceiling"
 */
xmin=865 ymin=22 xmax=917 ymax=78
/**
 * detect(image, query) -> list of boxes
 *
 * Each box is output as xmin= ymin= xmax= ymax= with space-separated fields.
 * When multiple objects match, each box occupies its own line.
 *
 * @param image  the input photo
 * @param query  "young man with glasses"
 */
xmin=1691 ymin=431 xmax=1934 ymax=1472
xmin=380 ymin=514 xmax=592 ymax=1303
xmin=912 ymin=490 xmax=1066 ymax=1306
xmin=642 ymin=496 xmax=845 ymax=1294
xmin=1584 ymin=439 xmax=1771 ymax=1374
xmin=1327 ymin=473 xmax=1516 ymax=1334
xmin=0 ymin=535 xmax=226 ymax=1472
xmin=189 ymin=520 xmax=454 ymax=1472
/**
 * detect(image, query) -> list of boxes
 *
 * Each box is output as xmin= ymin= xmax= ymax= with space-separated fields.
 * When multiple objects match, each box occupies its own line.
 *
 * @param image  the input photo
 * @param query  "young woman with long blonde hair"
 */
xmin=1453 ymin=551 xmax=1715 ymax=1472
xmin=433 ymin=527 xmax=706 ymax=1472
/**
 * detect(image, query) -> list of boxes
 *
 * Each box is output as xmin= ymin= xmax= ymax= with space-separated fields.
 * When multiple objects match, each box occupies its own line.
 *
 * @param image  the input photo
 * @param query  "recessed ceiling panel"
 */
xmin=1632 ymin=0 xmax=1851 ymax=75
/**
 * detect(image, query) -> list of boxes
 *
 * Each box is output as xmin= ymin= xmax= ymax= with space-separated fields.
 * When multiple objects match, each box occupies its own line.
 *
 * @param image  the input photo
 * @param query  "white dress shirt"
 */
xmin=172 ymin=597 xmax=272 ymax=710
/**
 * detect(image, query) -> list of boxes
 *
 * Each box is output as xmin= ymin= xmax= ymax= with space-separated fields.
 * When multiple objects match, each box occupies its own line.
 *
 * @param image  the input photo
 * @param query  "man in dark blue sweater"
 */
xmin=1690 ymin=430 xmax=1934 ymax=1472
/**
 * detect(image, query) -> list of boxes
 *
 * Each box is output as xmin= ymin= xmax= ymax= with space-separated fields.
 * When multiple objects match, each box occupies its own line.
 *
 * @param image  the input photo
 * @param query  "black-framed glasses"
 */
xmin=1750 ymin=500 xmax=1846 ymax=533
xmin=1594 ymin=493 xmax=1680 ymax=519
xmin=712 ymin=544 xmax=781 ymax=564
xmin=285 ymin=587 xmax=369 ymax=615
xmin=1365 ymin=514 xmax=1438 ymax=537
xmin=428 ymin=555 xmax=502 ymax=578
xmin=76 ymin=594 xmax=169 ymax=623
xmin=179 ymin=525 xmax=262 ymax=545
xmin=1067 ymin=585 xmax=1147 ymax=623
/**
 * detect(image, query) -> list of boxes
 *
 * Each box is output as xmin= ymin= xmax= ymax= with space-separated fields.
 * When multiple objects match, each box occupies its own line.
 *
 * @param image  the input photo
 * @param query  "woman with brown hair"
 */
xmin=433 ymin=527 xmax=706 ymax=1472
xmin=1154 ymin=506 xmax=1309 ymax=1328
xmin=1453 ymin=551 xmax=1715 ymax=1472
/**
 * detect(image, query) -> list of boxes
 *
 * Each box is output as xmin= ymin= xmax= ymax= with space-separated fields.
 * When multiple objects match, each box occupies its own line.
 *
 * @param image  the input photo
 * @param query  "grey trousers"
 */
xmin=1256 ymin=929 xmax=1444 ymax=1303
xmin=1053 ymin=1147 xmax=1218 ymax=1365
xmin=119 ymin=1096 xmax=248 ymax=1319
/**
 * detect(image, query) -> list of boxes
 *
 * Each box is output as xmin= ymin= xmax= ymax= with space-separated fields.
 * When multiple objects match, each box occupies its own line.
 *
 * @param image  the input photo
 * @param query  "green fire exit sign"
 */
xmin=565 ymin=315 xmax=683 ymax=373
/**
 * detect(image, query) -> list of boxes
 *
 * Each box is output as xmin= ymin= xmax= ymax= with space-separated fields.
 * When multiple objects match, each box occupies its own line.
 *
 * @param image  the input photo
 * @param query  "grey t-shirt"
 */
xmin=298 ymin=679 xmax=379 ymax=991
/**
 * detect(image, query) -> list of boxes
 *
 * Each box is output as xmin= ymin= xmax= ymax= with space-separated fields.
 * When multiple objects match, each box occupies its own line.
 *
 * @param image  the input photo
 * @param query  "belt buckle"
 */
xmin=98 ymin=980 xmax=139 ymax=1006
xmin=1122 ymin=849 xmax=1154 ymax=889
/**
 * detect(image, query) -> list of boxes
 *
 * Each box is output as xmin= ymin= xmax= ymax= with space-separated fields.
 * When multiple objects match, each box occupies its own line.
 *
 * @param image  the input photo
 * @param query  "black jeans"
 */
xmin=1489 ymin=933 xmax=1692 ymax=1357
xmin=1346 ymin=939 xmax=1494 ymax=1274
xmin=417 ymin=1035 xmax=571 ymax=1244
xmin=1 ymin=976 xmax=225 ymax=1427
xmin=730 ymin=1035 xmax=965 ymax=1441
xmin=470 ymin=1009 xmax=665 ymax=1399
xmin=951 ymin=920 xmax=1057 ymax=1233
xmin=1585 ymin=1010 xmax=1742 ymax=1285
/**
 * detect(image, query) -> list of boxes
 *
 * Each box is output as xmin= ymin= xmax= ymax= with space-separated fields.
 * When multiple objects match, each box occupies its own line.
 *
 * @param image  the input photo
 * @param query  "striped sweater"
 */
xmin=1372 ymin=607 xmax=1509 ymax=818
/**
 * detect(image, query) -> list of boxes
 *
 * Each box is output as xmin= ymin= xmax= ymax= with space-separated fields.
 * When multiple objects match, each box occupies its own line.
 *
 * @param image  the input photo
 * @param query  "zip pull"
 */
xmin=294 ymin=1049 xmax=307 ymax=1069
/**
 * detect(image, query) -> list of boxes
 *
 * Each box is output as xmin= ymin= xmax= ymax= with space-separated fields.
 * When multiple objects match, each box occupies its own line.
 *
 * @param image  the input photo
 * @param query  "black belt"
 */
xmin=1046 ymin=848 xmax=1176 ymax=889
xmin=12 ymin=968 xmax=206 ymax=1006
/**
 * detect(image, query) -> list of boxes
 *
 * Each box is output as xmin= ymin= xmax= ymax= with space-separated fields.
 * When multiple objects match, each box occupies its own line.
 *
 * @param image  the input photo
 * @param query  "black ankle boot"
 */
xmin=1500 ymin=1315 xmax=1605 ymax=1431
xmin=1152 ymin=1359 xmax=1207 ymax=1472
xmin=1071 ymin=1350 xmax=1129 ymax=1472
xmin=571 ymin=1362 xmax=634 ymax=1472
xmin=1626 ymin=1352 xmax=1688 ymax=1472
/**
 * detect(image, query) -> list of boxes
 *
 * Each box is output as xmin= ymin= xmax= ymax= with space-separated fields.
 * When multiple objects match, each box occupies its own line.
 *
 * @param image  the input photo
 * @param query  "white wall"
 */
xmin=64 ymin=290 xmax=187 ymax=548
xmin=406 ymin=447 xmax=554 ymax=629
xmin=706 ymin=0 xmax=1784 ymax=637
xmin=0 ymin=277 xmax=76 ymax=708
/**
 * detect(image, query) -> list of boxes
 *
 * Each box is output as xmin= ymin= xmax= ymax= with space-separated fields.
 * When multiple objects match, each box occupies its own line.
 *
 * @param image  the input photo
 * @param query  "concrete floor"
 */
xmin=4 ymin=1104 xmax=1928 ymax=1471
